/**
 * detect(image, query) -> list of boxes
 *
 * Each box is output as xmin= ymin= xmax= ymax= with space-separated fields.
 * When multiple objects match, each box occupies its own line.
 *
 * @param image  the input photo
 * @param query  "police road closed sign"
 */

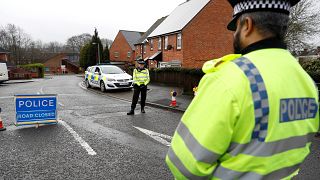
xmin=15 ymin=94 xmax=58 ymax=126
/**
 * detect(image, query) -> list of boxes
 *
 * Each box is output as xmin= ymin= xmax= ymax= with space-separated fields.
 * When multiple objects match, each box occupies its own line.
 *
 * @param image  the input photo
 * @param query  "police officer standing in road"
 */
xmin=127 ymin=60 xmax=150 ymax=115
xmin=166 ymin=0 xmax=319 ymax=179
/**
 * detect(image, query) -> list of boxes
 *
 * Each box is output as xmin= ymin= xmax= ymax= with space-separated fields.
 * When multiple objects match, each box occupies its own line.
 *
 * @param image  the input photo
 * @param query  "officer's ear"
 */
xmin=241 ymin=16 xmax=254 ymax=38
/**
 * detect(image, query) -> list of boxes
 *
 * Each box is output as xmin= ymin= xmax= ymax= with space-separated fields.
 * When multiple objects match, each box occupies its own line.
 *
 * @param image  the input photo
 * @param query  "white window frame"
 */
xmin=165 ymin=36 xmax=169 ymax=50
xmin=114 ymin=52 xmax=119 ymax=58
xmin=177 ymin=33 xmax=182 ymax=50
xmin=150 ymin=39 xmax=153 ymax=51
xmin=158 ymin=37 xmax=162 ymax=50
xmin=127 ymin=51 xmax=131 ymax=58
xmin=143 ymin=44 xmax=146 ymax=54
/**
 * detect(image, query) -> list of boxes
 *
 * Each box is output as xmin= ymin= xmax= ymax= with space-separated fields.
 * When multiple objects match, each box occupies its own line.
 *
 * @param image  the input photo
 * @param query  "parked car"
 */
xmin=85 ymin=65 xmax=133 ymax=91
xmin=0 ymin=63 xmax=9 ymax=83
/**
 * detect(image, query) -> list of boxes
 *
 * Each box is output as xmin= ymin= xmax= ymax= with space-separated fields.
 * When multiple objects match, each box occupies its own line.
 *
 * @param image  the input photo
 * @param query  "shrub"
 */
xmin=20 ymin=63 xmax=45 ymax=78
xmin=299 ymin=57 xmax=320 ymax=83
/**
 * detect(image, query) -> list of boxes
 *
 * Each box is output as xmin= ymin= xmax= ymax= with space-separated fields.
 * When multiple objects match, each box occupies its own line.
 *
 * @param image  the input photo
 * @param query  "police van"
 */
xmin=85 ymin=65 xmax=133 ymax=91
xmin=0 ymin=63 xmax=9 ymax=83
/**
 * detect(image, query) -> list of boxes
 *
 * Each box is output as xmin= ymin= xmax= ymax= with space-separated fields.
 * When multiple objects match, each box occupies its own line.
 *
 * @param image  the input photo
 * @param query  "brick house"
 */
xmin=109 ymin=30 xmax=144 ymax=65
xmin=145 ymin=0 xmax=233 ymax=68
xmin=134 ymin=16 xmax=167 ymax=63
xmin=43 ymin=53 xmax=80 ymax=74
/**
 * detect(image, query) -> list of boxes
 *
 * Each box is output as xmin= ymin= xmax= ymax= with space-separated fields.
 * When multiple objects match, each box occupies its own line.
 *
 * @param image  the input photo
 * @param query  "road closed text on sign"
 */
xmin=15 ymin=94 xmax=57 ymax=125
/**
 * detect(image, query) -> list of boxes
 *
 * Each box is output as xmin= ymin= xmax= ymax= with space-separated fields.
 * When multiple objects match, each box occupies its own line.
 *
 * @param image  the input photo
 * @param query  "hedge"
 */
xmin=299 ymin=57 xmax=320 ymax=83
xmin=20 ymin=63 xmax=45 ymax=78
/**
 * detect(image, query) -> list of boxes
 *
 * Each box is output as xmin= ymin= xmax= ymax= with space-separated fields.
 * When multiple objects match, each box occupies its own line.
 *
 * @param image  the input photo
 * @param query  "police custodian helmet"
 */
xmin=227 ymin=0 xmax=301 ymax=31
xmin=137 ymin=60 xmax=145 ymax=64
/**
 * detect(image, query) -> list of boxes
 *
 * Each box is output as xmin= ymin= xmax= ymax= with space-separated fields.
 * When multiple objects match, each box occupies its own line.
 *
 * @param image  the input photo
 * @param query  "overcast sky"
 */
xmin=0 ymin=0 xmax=185 ymax=44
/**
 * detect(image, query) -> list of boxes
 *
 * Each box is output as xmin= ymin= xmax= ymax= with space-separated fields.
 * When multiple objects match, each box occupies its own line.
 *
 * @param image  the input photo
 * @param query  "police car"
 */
xmin=85 ymin=65 xmax=133 ymax=91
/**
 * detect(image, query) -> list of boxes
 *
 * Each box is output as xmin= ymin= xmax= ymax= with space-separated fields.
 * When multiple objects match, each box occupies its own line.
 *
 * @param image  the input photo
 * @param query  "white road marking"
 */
xmin=0 ymin=96 xmax=13 ymax=99
xmin=37 ymin=86 xmax=64 ymax=107
xmin=39 ymin=87 xmax=44 ymax=94
xmin=133 ymin=126 xmax=172 ymax=147
xmin=59 ymin=120 xmax=97 ymax=156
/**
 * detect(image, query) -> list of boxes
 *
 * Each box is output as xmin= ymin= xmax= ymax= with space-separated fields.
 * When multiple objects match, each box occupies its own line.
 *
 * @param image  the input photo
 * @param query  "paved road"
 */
xmin=0 ymin=75 xmax=182 ymax=179
xmin=0 ymin=75 xmax=319 ymax=179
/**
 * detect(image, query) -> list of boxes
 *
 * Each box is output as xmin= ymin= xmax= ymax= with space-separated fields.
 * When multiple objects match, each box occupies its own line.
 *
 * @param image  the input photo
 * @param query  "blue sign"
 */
xmin=15 ymin=94 xmax=58 ymax=125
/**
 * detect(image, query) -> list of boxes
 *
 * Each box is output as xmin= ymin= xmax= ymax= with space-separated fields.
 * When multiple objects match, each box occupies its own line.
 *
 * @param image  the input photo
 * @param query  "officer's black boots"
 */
xmin=141 ymin=108 xmax=145 ymax=113
xmin=127 ymin=109 xmax=134 ymax=115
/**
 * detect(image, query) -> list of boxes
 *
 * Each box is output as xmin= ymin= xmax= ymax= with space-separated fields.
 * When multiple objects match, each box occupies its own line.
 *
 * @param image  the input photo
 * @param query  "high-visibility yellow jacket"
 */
xmin=166 ymin=49 xmax=319 ymax=179
xmin=133 ymin=68 xmax=150 ymax=86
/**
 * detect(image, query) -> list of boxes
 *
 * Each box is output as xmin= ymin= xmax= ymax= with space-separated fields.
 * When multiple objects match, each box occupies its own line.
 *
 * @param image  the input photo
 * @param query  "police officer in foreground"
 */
xmin=127 ymin=60 xmax=150 ymax=115
xmin=166 ymin=0 xmax=319 ymax=179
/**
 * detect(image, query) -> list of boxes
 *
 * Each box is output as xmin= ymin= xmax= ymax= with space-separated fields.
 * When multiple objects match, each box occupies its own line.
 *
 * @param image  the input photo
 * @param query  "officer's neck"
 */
xmin=240 ymin=37 xmax=287 ymax=55
xmin=137 ymin=67 xmax=145 ymax=71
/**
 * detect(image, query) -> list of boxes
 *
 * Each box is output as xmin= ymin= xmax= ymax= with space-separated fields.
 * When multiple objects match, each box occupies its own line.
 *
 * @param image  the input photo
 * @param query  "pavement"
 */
xmin=79 ymin=81 xmax=194 ymax=113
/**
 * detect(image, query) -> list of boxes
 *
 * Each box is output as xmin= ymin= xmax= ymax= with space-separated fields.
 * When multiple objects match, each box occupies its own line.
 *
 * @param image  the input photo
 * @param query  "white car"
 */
xmin=85 ymin=65 xmax=133 ymax=91
xmin=0 ymin=63 xmax=9 ymax=83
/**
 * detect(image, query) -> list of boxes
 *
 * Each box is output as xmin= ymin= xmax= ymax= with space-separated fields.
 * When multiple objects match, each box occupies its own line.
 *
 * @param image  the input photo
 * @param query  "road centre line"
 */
xmin=59 ymin=120 xmax=97 ymax=156
xmin=38 ymin=86 xmax=65 ymax=107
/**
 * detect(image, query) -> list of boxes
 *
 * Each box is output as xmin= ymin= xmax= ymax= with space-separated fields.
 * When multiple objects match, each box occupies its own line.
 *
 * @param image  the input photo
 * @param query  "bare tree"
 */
xmin=286 ymin=0 xmax=320 ymax=52
xmin=66 ymin=33 xmax=91 ymax=52
xmin=1 ymin=23 xmax=114 ymax=65
xmin=100 ymin=38 xmax=113 ymax=49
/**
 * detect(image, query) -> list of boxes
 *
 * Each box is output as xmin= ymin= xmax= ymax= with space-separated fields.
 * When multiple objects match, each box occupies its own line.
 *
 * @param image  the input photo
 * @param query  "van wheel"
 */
xmin=85 ymin=79 xmax=91 ymax=88
xmin=100 ymin=81 xmax=106 ymax=92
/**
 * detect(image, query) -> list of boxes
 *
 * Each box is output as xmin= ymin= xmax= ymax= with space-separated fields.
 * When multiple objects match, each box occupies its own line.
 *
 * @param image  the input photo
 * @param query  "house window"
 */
xmin=158 ymin=37 xmax=162 ymax=50
xmin=140 ymin=46 xmax=143 ymax=54
xmin=143 ymin=44 xmax=146 ymax=54
xmin=177 ymin=33 xmax=182 ymax=50
xmin=150 ymin=39 xmax=153 ymax=51
xmin=165 ymin=36 xmax=169 ymax=50
xmin=127 ymin=51 xmax=131 ymax=58
xmin=114 ymin=52 xmax=119 ymax=58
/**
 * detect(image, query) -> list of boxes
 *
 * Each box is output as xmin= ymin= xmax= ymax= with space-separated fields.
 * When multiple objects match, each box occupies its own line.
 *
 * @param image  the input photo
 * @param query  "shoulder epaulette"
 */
xmin=202 ymin=54 xmax=242 ymax=74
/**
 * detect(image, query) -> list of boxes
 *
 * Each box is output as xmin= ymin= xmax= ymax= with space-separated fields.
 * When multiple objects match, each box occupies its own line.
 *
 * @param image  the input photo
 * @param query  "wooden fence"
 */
xmin=126 ymin=68 xmax=204 ymax=94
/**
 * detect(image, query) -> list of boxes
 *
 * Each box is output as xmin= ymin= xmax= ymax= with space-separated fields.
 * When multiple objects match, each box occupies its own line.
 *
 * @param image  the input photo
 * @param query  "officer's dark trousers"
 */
xmin=131 ymin=84 xmax=147 ymax=110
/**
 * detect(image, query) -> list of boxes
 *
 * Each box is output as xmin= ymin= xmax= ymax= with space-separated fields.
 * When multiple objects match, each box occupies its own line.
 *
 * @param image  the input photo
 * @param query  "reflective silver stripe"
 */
xmin=213 ymin=163 xmax=301 ymax=180
xmin=167 ymin=147 xmax=209 ymax=180
xmin=177 ymin=122 xmax=221 ymax=164
xmin=228 ymin=133 xmax=315 ymax=157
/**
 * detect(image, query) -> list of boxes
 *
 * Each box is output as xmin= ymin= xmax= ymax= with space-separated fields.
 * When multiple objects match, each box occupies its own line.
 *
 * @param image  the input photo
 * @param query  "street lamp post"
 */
xmin=92 ymin=42 xmax=100 ymax=64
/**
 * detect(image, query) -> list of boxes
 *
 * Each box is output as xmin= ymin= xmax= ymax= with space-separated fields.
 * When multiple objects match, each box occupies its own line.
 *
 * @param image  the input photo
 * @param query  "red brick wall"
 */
xmin=0 ymin=53 xmax=8 ymax=61
xmin=144 ymin=35 xmax=183 ymax=67
xmin=135 ymin=44 xmax=143 ymax=59
xmin=43 ymin=54 xmax=65 ymax=68
xmin=110 ymin=31 xmax=135 ymax=63
xmin=146 ymin=37 xmax=160 ymax=57
xmin=162 ymin=34 xmax=183 ymax=62
xmin=182 ymin=0 xmax=233 ymax=68
xmin=144 ymin=37 xmax=161 ymax=68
